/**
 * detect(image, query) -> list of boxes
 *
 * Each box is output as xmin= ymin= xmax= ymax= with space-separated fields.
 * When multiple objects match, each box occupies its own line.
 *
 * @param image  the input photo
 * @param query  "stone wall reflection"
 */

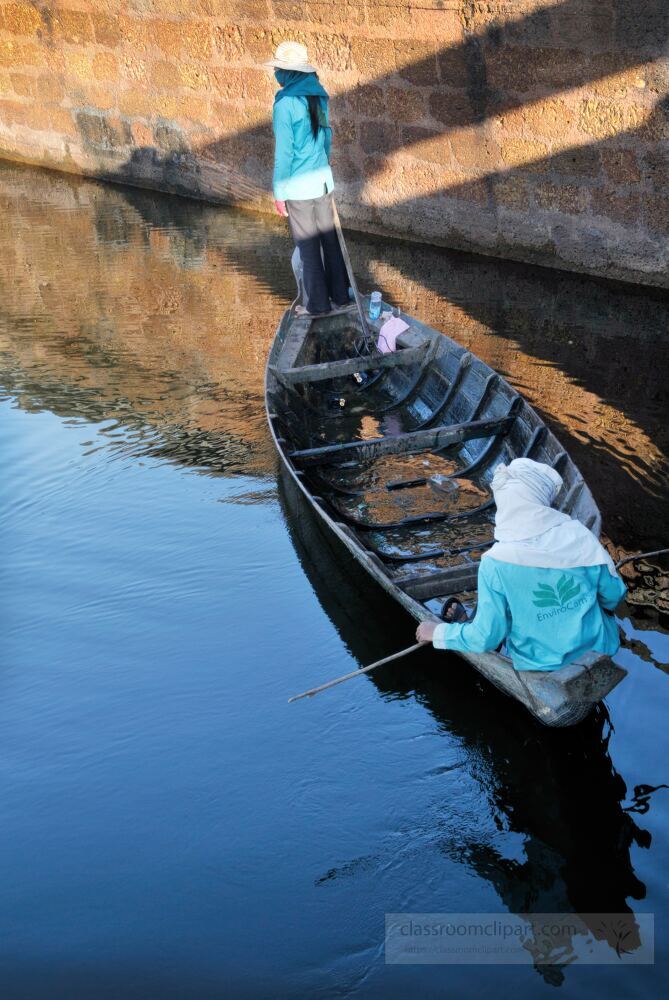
xmin=0 ymin=161 xmax=667 ymax=564
xmin=0 ymin=161 xmax=292 ymax=477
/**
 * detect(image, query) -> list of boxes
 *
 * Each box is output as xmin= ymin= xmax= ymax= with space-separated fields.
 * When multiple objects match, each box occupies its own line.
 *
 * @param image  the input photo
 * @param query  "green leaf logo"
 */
xmin=532 ymin=574 xmax=581 ymax=608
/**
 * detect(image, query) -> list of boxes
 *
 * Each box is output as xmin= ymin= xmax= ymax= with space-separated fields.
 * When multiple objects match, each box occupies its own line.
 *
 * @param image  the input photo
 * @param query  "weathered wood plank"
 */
xmin=273 ymin=343 xmax=428 ymax=385
xmin=288 ymin=414 xmax=515 ymax=467
xmin=411 ymin=351 xmax=472 ymax=429
xmin=275 ymin=315 xmax=312 ymax=371
xmin=329 ymin=497 xmax=494 ymax=532
xmin=395 ymin=564 xmax=480 ymax=599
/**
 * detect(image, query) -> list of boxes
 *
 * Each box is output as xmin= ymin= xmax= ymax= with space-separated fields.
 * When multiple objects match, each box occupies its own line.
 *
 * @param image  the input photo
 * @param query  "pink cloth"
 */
xmin=376 ymin=316 xmax=409 ymax=354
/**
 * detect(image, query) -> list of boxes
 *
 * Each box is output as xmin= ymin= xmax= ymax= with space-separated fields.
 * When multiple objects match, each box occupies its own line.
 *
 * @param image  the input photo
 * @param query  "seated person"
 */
xmin=416 ymin=458 xmax=627 ymax=671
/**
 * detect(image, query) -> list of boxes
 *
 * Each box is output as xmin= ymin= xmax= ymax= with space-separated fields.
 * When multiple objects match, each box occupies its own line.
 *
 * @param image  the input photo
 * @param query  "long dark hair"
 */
xmin=307 ymin=95 xmax=321 ymax=140
xmin=273 ymin=68 xmax=327 ymax=141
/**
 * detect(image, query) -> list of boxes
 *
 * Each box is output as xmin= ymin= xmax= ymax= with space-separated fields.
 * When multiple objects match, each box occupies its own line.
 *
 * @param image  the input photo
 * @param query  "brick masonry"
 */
xmin=0 ymin=0 xmax=666 ymax=287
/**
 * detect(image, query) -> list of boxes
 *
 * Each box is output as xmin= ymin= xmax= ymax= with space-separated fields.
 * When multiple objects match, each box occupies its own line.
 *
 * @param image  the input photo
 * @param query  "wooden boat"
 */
xmin=265 ymin=297 xmax=627 ymax=726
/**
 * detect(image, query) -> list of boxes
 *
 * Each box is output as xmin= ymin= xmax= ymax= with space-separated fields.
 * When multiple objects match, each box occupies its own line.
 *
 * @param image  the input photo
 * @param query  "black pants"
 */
xmin=286 ymin=190 xmax=349 ymax=314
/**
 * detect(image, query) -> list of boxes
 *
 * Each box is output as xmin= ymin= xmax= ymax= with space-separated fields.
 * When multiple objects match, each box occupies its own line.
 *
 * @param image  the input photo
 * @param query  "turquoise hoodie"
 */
xmin=432 ymin=558 xmax=626 ymax=671
xmin=272 ymin=95 xmax=334 ymax=202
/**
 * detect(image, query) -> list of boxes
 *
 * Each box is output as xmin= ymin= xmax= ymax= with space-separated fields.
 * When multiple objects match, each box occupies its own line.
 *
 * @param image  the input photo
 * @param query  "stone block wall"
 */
xmin=0 ymin=1 xmax=667 ymax=286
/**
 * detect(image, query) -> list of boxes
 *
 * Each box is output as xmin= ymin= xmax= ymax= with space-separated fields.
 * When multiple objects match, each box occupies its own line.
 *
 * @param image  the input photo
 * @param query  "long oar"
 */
xmin=288 ymin=642 xmax=426 ymax=703
xmin=331 ymin=195 xmax=374 ymax=352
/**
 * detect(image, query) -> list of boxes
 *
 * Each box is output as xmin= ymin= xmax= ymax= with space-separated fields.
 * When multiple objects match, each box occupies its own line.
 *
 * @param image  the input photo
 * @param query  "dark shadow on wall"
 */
xmin=192 ymin=0 xmax=669 ymax=189
xmin=59 ymin=0 xmax=667 ymax=293
xmin=68 ymin=0 xmax=669 ymax=208
xmin=345 ymin=95 xmax=669 ymax=281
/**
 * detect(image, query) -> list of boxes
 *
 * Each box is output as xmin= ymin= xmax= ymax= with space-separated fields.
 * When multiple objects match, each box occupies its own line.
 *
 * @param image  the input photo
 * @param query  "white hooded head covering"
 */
xmin=482 ymin=458 xmax=617 ymax=575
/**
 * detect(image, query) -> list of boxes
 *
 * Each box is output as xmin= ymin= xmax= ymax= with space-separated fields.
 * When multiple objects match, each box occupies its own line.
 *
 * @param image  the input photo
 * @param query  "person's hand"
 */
xmin=274 ymin=199 xmax=288 ymax=217
xmin=416 ymin=621 xmax=437 ymax=644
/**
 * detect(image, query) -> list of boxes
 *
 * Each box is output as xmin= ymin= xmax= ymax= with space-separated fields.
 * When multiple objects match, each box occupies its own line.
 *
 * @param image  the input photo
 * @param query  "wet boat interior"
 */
xmin=267 ymin=304 xmax=600 ymax=620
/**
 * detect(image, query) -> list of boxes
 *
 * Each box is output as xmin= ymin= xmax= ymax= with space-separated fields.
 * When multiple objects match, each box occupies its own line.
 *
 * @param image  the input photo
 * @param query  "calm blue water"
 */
xmin=0 ymin=162 xmax=668 ymax=998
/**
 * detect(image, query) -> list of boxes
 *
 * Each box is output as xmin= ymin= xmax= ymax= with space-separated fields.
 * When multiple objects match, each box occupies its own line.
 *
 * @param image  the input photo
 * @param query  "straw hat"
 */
xmin=263 ymin=41 xmax=316 ymax=74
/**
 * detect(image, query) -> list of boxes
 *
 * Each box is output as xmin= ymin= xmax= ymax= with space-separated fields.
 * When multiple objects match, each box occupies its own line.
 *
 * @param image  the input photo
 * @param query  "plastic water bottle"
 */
xmin=369 ymin=291 xmax=382 ymax=321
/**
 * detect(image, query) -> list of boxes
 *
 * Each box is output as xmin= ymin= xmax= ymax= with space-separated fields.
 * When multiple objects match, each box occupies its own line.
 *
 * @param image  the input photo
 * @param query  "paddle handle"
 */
xmin=288 ymin=642 xmax=426 ymax=703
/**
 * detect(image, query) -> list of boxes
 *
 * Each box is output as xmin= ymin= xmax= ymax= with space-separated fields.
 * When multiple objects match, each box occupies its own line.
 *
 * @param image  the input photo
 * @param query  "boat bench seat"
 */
xmin=272 ymin=341 xmax=429 ymax=385
xmin=393 ymin=564 xmax=480 ymax=599
xmin=288 ymin=414 xmax=516 ymax=467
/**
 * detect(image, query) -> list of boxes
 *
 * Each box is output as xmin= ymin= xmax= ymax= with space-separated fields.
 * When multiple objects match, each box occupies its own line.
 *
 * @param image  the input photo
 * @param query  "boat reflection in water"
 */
xmin=279 ymin=468 xmax=650 ymax=982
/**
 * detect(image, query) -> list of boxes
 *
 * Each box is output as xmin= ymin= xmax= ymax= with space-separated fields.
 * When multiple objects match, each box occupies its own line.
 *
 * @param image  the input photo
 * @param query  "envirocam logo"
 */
xmin=532 ymin=574 xmax=582 ymax=609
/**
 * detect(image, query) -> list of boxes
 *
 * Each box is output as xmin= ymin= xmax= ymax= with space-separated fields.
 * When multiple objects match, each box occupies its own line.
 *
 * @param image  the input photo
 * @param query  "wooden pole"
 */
xmin=616 ymin=547 xmax=669 ymax=569
xmin=330 ymin=196 xmax=374 ymax=351
xmin=288 ymin=642 xmax=427 ymax=703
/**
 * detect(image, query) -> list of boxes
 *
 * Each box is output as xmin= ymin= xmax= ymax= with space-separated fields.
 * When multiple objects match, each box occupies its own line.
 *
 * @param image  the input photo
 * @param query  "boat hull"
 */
xmin=265 ymin=301 xmax=626 ymax=726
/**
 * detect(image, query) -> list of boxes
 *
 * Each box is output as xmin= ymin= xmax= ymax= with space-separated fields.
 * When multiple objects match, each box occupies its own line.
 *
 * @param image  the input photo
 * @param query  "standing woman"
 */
xmin=264 ymin=41 xmax=350 ymax=315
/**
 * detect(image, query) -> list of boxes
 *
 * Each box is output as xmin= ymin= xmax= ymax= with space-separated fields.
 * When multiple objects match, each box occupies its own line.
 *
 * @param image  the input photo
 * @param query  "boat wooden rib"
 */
xmin=266 ymin=298 xmax=626 ymax=726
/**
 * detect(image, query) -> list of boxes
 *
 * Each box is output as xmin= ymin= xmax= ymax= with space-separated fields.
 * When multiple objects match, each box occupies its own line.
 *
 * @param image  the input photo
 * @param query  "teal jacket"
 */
xmin=272 ymin=96 xmax=334 ymax=202
xmin=433 ymin=558 xmax=627 ymax=671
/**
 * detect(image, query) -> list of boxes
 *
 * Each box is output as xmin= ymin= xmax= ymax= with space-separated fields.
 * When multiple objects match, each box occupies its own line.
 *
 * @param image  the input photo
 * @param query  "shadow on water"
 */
xmin=279 ymin=469 xmax=652 ymax=984
xmin=110 ymin=172 xmax=669 ymax=555
xmin=0 ymin=160 xmax=666 ymax=591
xmin=107 ymin=177 xmax=669 ymax=616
